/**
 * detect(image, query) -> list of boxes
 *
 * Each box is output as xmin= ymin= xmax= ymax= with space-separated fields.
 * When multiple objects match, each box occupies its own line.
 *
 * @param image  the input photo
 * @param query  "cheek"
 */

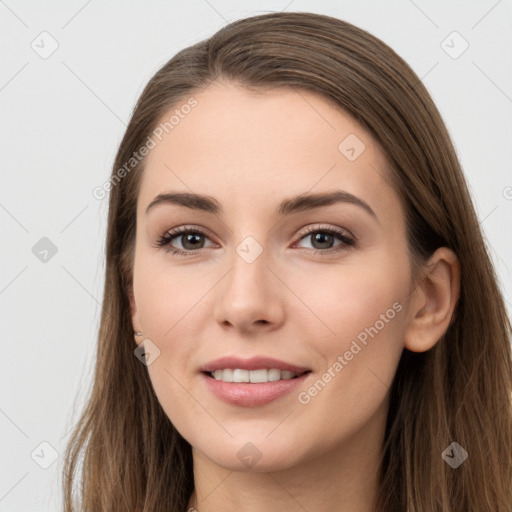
xmin=145 ymin=361 xmax=206 ymax=443
xmin=133 ymin=253 xmax=202 ymax=339
xmin=132 ymin=255 xmax=208 ymax=410
xmin=134 ymin=267 xmax=204 ymax=433
xmin=298 ymin=256 xmax=408 ymax=408
xmin=302 ymin=255 xmax=407 ymax=345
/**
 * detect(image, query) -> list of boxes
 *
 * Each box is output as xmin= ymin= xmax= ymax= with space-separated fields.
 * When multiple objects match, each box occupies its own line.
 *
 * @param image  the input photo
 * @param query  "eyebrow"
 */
xmin=145 ymin=190 xmax=378 ymax=221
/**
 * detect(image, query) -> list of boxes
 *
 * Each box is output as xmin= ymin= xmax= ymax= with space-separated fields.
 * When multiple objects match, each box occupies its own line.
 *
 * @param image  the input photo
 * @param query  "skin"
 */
xmin=130 ymin=80 xmax=460 ymax=512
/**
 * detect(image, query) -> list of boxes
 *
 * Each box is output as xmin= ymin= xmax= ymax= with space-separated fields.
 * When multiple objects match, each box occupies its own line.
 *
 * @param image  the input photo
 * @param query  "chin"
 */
xmin=189 ymin=432 xmax=310 ymax=473
xmin=208 ymin=449 xmax=300 ymax=473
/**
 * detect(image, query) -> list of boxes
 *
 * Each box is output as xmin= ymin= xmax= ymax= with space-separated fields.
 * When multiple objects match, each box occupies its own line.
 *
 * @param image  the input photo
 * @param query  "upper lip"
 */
xmin=201 ymin=356 xmax=310 ymax=375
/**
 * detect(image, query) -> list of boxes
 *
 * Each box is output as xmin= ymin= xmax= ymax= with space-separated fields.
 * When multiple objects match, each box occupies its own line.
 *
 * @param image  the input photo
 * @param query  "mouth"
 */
xmin=204 ymin=368 xmax=311 ymax=383
xmin=199 ymin=356 xmax=312 ymax=406
xmin=201 ymin=369 xmax=312 ymax=407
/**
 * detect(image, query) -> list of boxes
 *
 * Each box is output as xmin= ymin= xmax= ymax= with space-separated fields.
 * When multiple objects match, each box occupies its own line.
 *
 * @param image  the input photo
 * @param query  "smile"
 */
xmin=209 ymin=368 xmax=305 ymax=383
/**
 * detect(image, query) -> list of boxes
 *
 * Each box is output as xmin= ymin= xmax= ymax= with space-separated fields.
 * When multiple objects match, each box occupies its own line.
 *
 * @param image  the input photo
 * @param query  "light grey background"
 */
xmin=1 ymin=1 xmax=511 ymax=510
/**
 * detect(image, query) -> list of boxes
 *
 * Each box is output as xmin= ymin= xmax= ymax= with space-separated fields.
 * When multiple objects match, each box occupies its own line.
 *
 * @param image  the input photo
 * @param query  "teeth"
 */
xmin=211 ymin=368 xmax=300 ymax=383
xmin=267 ymin=369 xmax=281 ymax=381
xmin=249 ymin=369 xmax=267 ymax=383
xmin=233 ymin=369 xmax=249 ymax=382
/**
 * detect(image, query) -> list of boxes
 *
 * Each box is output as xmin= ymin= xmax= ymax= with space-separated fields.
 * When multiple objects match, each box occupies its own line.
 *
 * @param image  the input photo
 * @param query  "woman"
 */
xmin=62 ymin=11 xmax=512 ymax=512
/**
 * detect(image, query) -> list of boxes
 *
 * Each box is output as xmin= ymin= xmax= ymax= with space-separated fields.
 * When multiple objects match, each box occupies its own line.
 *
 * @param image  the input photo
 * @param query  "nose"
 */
xmin=213 ymin=244 xmax=285 ymax=334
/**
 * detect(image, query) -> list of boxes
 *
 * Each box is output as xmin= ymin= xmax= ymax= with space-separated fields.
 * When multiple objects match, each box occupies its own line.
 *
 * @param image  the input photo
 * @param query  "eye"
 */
xmin=153 ymin=226 xmax=216 ymax=256
xmin=293 ymin=224 xmax=355 ymax=255
xmin=154 ymin=224 xmax=356 ymax=257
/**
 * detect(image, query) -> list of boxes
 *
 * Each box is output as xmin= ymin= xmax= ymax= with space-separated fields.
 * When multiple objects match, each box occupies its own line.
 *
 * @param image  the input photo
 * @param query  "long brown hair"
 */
xmin=62 ymin=11 xmax=512 ymax=511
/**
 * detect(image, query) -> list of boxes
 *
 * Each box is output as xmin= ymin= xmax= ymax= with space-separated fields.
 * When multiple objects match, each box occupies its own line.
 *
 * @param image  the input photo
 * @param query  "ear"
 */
xmin=129 ymin=286 xmax=143 ymax=345
xmin=404 ymin=247 xmax=460 ymax=353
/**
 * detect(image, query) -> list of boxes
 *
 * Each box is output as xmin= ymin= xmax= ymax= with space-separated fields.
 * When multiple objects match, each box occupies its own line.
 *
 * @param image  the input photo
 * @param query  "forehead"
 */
xmin=138 ymin=81 xmax=402 ymax=222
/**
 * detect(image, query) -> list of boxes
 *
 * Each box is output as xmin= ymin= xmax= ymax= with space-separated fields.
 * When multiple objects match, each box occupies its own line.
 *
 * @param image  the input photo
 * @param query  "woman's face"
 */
xmin=131 ymin=80 xmax=415 ymax=471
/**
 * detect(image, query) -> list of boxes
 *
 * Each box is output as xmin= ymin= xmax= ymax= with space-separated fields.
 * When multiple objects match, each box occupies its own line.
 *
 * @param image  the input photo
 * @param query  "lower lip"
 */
xmin=202 ymin=372 xmax=311 ymax=407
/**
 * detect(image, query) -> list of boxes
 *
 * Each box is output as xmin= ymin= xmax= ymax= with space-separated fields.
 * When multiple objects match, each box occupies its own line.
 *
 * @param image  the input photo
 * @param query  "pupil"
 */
xmin=183 ymin=233 xmax=203 ymax=250
xmin=313 ymin=232 xmax=333 ymax=249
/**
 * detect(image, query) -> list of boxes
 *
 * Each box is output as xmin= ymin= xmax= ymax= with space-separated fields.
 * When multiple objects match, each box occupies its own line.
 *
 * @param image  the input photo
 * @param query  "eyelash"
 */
xmin=154 ymin=224 xmax=356 ymax=257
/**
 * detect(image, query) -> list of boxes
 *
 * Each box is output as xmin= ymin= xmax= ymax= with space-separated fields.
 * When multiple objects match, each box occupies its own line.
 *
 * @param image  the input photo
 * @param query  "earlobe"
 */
xmin=129 ymin=288 xmax=143 ymax=343
xmin=404 ymin=247 xmax=461 ymax=353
